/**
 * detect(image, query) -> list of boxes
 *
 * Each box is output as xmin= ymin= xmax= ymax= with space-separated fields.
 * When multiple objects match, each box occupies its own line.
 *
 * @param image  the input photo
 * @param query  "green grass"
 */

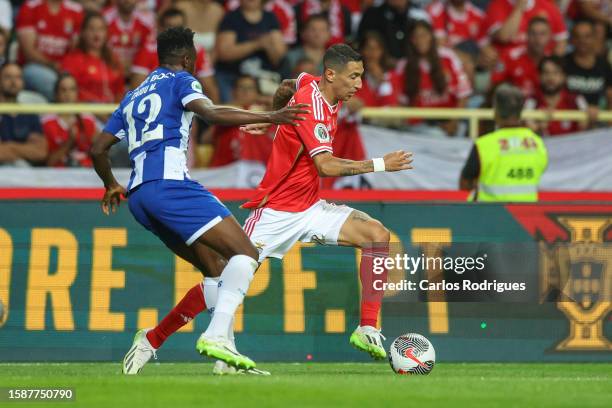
xmin=1 ymin=362 xmax=610 ymax=408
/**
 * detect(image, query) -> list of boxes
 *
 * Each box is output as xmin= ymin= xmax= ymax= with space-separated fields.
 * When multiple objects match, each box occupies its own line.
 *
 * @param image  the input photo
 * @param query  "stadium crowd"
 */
xmin=0 ymin=0 xmax=610 ymax=169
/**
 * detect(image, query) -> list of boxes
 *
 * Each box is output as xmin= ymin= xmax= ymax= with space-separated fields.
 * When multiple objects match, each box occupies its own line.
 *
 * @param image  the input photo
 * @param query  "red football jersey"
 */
xmin=16 ymin=0 xmax=84 ymax=64
xmin=243 ymin=73 xmax=341 ymax=211
xmin=357 ymin=71 xmax=402 ymax=107
xmin=209 ymin=122 xmax=274 ymax=167
xmin=426 ymin=0 xmax=486 ymax=47
xmin=42 ymin=114 xmax=97 ymax=167
xmin=397 ymin=48 xmax=472 ymax=108
xmin=132 ymin=40 xmax=214 ymax=79
xmin=61 ymin=50 xmax=125 ymax=103
xmin=483 ymin=0 xmax=567 ymax=54
xmin=491 ymin=46 xmax=540 ymax=97
xmin=103 ymin=7 xmax=153 ymax=69
xmin=525 ymin=89 xmax=588 ymax=136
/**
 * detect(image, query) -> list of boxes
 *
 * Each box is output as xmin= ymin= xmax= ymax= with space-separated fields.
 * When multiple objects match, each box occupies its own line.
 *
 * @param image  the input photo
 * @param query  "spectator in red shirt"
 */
xmin=16 ymin=0 xmax=84 ymax=101
xmin=357 ymin=31 xmax=402 ymax=108
xmin=483 ymin=0 xmax=567 ymax=56
xmin=426 ymin=0 xmax=485 ymax=48
xmin=296 ymin=0 xmax=353 ymax=46
xmin=525 ymin=56 xmax=589 ymax=136
xmin=43 ymin=73 xmax=98 ymax=167
xmin=103 ymin=0 xmax=154 ymax=76
xmin=209 ymin=75 xmax=273 ymax=167
xmin=130 ymin=7 xmax=219 ymax=102
xmin=61 ymin=12 xmax=125 ymax=103
xmin=490 ymin=16 xmax=551 ymax=98
xmin=399 ymin=20 xmax=472 ymax=136
xmin=565 ymin=0 xmax=611 ymax=57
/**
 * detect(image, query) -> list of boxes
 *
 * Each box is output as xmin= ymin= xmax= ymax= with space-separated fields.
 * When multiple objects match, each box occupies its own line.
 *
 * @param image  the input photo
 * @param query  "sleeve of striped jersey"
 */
xmin=103 ymin=107 xmax=126 ymax=140
xmin=295 ymin=103 xmax=333 ymax=158
xmin=175 ymin=73 xmax=210 ymax=106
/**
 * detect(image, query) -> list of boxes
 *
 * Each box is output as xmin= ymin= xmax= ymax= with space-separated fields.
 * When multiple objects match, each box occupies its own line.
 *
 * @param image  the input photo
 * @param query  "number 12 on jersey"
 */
xmin=123 ymin=93 xmax=164 ymax=152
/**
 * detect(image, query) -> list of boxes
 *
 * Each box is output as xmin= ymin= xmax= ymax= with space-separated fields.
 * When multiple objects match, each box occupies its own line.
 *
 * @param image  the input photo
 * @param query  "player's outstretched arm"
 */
xmin=185 ymin=98 xmax=309 ymax=127
xmin=90 ymin=132 xmax=126 ymax=215
xmin=313 ymin=151 xmax=413 ymax=177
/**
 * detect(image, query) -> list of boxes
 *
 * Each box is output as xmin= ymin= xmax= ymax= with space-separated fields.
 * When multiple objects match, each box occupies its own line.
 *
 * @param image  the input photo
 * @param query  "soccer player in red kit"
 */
xmin=238 ymin=44 xmax=412 ymax=369
xmin=132 ymin=44 xmax=412 ymax=376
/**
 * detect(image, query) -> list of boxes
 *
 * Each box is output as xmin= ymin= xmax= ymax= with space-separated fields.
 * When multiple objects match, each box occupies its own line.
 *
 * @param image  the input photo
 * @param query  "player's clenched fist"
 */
xmin=383 ymin=150 xmax=413 ymax=172
xmin=268 ymin=103 xmax=311 ymax=126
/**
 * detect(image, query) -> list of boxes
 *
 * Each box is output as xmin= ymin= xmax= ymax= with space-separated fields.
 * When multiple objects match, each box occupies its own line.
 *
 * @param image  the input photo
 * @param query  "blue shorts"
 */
xmin=128 ymin=179 xmax=232 ymax=248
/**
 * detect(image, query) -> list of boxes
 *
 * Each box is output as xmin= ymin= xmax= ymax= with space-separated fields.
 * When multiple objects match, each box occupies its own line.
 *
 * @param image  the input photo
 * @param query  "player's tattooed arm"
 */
xmin=272 ymin=79 xmax=297 ymax=110
xmin=91 ymin=132 xmax=126 ymax=215
xmin=313 ymin=151 xmax=413 ymax=177
xmin=186 ymin=97 xmax=309 ymax=127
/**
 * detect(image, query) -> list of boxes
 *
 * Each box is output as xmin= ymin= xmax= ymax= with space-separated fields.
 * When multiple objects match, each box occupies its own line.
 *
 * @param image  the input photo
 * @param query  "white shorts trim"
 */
xmin=186 ymin=215 xmax=222 ymax=245
xmin=244 ymin=200 xmax=354 ymax=261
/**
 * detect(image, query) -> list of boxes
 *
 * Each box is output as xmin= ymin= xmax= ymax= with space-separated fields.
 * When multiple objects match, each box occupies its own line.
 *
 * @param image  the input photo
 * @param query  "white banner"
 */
xmin=0 ymin=126 xmax=610 ymax=190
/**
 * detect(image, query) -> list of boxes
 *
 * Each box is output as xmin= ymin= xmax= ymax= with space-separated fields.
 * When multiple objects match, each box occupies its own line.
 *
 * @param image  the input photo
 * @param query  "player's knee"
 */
xmin=227 ymin=254 xmax=259 ymax=278
xmin=235 ymin=243 xmax=259 ymax=264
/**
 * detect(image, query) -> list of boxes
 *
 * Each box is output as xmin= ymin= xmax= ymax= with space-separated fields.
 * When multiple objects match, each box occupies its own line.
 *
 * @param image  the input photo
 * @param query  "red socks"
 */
xmin=359 ymin=244 xmax=389 ymax=328
xmin=146 ymin=283 xmax=207 ymax=349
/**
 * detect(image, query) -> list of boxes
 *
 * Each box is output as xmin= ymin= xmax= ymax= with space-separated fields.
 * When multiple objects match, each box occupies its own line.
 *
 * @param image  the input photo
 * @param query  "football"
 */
xmin=388 ymin=333 xmax=436 ymax=375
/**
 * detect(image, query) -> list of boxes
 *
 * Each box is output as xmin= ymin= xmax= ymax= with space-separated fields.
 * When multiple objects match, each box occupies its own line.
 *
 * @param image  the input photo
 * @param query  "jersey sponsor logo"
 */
xmin=314 ymin=123 xmax=330 ymax=143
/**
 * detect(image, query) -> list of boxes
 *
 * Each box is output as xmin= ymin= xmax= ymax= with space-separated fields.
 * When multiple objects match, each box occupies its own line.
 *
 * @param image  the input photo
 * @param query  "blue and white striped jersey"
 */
xmin=103 ymin=67 xmax=209 ymax=191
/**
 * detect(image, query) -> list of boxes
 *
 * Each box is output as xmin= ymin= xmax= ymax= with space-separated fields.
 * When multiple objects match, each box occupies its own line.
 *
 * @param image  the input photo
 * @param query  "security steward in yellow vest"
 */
xmin=460 ymin=84 xmax=548 ymax=202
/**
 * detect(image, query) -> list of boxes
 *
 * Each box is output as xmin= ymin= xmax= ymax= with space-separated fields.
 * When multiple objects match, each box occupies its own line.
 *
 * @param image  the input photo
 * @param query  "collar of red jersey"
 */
xmin=311 ymin=81 xmax=340 ymax=112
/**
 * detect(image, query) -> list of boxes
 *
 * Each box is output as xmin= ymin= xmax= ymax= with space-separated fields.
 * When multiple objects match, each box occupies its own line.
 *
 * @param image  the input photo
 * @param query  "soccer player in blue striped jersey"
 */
xmin=90 ymin=27 xmax=309 ymax=374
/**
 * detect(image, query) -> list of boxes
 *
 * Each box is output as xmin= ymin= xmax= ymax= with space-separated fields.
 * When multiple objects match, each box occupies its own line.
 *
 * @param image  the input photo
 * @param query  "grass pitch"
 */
xmin=1 ymin=362 xmax=610 ymax=408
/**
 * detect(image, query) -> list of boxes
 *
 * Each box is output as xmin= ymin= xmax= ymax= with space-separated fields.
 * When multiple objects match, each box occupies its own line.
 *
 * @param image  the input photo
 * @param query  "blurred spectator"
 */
xmin=103 ymin=0 xmax=154 ymax=75
xmin=282 ymin=13 xmax=330 ymax=77
xmin=290 ymin=56 xmax=317 ymax=77
xmin=173 ymin=0 xmax=225 ymax=51
xmin=0 ymin=63 xmax=48 ymax=166
xmin=357 ymin=31 xmax=402 ymax=107
xmin=61 ymin=12 xmax=125 ymax=103
xmin=215 ymin=0 xmax=287 ymax=102
xmin=358 ymin=0 xmax=428 ymax=60
xmin=525 ymin=56 xmax=589 ymax=136
xmin=227 ymin=0 xmax=298 ymax=45
xmin=16 ymin=0 xmax=85 ymax=101
xmin=209 ymin=75 xmax=273 ymax=167
xmin=483 ymin=0 xmax=567 ymax=56
xmin=0 ymin=0 xmax=12 ymax=34
xmin=565 ymin=0 xmax=611 ymax=56
xmin=130 ymin=7 xmax=219 ymax=102
xmin=43 ymin=73 xmax=98 ymax=167
xmin=0 ymin=31 xmax=7 ymax=67
xmin=398 ymin=20 xmax=472 ymax=136
xmin=426 ymin=0 xmax=485 ymax=48
xmin=80 ymin=0 xmax=107 ymax=12
xmin=491 ymin=16 xmax=552 ymax=98
xmin=564 ymin=19 xmax=612 ymax=109
xmin=295 ymin=0 xmax=352 ymax=46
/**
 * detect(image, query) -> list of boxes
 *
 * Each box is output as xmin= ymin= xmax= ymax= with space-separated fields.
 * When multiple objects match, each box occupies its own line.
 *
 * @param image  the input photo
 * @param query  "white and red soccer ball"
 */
xmin=388 ymin=333 xmax=436 ymax=375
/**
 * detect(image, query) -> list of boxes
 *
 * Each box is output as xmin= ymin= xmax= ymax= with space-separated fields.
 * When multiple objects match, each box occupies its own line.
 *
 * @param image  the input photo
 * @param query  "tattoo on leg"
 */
xmin=351 ymin=211 xmax=371 ymax=223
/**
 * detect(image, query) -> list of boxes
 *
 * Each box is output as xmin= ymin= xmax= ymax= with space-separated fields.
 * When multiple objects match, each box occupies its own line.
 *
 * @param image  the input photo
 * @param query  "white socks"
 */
xmin=203 ymin=277 xmax=219 ymax=314
xmin=203 ymin=255 xmax=257 ymax=339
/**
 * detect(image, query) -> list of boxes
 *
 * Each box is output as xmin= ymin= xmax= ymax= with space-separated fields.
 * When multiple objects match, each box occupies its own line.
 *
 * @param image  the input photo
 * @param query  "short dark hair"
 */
xmin=304 ymin=13 xmax=329 ymax=29
xmin=572 ymin=18 xmax=595 ymax=31
xmin=158 ymin=7 xmax=186 ymax=27
xmin=157 ymin=27 xmax=195 ymax=65
xmin=323 ymin=44 xmax=362 ymax=71
xmin=528 ymin=16 xmax=550 ymax=30
xmin=494 ymin=84 xmax=525 ymax=120
xmin=538 ymin=55 xmax=565 ymax=74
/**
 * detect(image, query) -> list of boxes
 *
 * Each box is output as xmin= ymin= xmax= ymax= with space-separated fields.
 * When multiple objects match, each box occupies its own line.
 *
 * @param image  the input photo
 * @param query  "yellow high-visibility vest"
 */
xmin=473 ymin=127 xmax=548 ymax=202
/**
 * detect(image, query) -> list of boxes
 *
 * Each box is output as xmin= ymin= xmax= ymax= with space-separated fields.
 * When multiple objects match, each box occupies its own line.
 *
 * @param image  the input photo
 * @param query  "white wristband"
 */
xmin=372 ymin=157 xmax=385 ymax=172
